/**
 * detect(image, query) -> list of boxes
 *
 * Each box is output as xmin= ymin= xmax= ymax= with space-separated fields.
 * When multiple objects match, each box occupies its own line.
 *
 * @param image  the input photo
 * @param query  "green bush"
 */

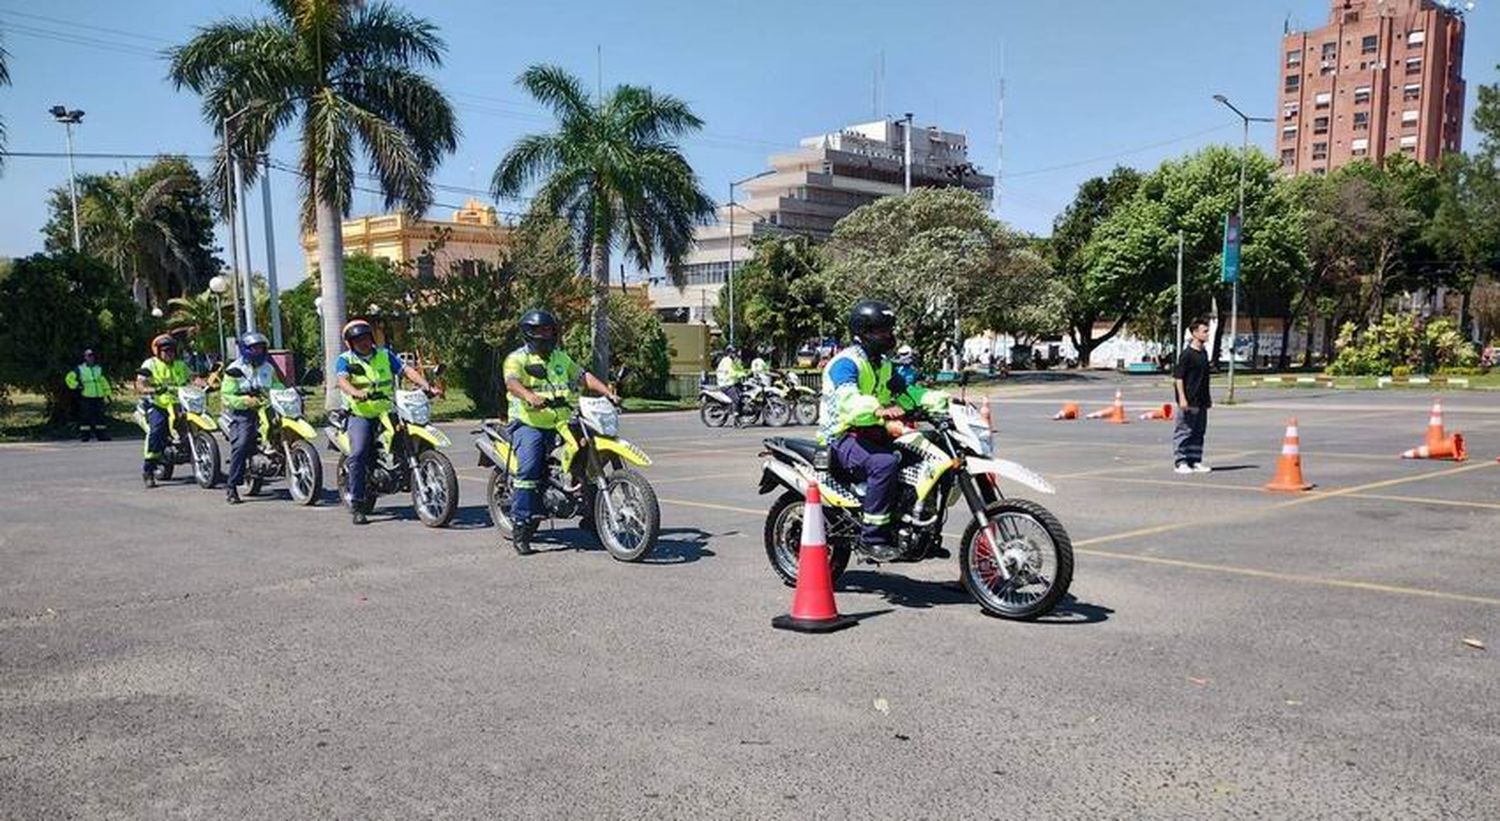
xmin=1327 ymin=313 xmax=1477 ymax=376
xmin=564 ymin=293 xmax=672 ymax=399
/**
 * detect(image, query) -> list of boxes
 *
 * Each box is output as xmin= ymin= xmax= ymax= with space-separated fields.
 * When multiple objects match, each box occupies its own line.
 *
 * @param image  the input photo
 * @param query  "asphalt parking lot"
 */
xmin=3 ymin=377 xmax=1498 ymax=818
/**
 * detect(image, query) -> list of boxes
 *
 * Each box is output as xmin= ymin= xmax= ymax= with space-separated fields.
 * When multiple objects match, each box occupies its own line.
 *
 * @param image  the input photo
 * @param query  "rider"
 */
xmin=819 ymin=300 xmax=941 ymax=553
xmin=749 ymin=355 xmax=772 ymax=387
xmin=503 ymin=309 xmax=619 ymax=555
xmin=715 ymin=345 xmax=749 ymax=424
xmin=221 ymin=332 xmax=283 ymax=505
xmin=335 ymin=319 xmax=439 ymax=525
xmin=135 ymin=334 xmax=191 ymax=489
xmin=892 ymin=344 xmax=920 ymax=388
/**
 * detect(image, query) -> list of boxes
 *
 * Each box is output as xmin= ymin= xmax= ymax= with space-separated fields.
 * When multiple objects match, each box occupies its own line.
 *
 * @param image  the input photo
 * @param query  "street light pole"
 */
xmin=208 ymin=275 xmax=228 ymax=359
xmin=49 ymin=106 xmax=85 ymax=251
xmin=1213 ymin=94 xmax=1272 ymax=404
xmin=726 ymin=169 xmax=776 ymax=348
xmin=902 ymin=112 xmax=914 ymax=194
xmin=222 ymin=114 xmax=244 ymax=339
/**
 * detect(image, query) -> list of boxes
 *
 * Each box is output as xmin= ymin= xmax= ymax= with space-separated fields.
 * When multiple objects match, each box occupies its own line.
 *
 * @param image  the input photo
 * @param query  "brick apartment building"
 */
xmin=1277 ymin=0 xmax=1467 ymax=174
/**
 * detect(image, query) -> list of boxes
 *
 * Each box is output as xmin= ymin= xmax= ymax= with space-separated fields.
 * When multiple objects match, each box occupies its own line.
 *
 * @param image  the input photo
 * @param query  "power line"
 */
xmin=1005 ymin=123 xmax=1241 ymax=178
xmin=0 ymin=8 xmax=173 ymax=43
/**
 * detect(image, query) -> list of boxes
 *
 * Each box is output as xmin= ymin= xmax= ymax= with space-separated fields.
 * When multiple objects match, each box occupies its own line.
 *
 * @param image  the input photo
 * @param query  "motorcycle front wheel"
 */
xmin=594 ymin=468 xmax=660 ymax=562
xmin=699 ymin=400 xmax=729 ymax=428
xmin=191 ymin=431 xmax=222 ymax=489
xmin=286 ymin=439 xmax=322 ymax=505
xmin=794 ymin=395 xmax=819 ymax=427
xmin=764 ymin=490 xmax=851 ymax=587
xmin=763 ymin=396 xmax=792 ymax=428
xmin=411 ymin=449 xmax=458 ymax=528
xmin=959 ymin=498 xmax=1074 ymax=620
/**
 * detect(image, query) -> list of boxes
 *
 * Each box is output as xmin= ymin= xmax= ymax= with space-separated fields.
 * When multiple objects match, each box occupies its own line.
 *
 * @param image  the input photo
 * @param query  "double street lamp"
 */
xmin=1213 ymin=94 xmax=1273 ymax=404
xmin=48 ymin=105 xmax=85 ymax=251
xmin=209 ymin=275 xmax=229 ymax=359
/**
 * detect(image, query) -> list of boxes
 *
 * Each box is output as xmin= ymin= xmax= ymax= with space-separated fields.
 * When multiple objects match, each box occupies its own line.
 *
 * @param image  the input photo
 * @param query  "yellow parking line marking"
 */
xmin=1074 ymin=547 xmax=1500 ymax=608
xmin=1337 ymin=492 xmax=1500 ymax=512
xmin=658 ymin=497 xmax=765 ymax=516
xmin=652 ymin=471 xmax=753 ymax=485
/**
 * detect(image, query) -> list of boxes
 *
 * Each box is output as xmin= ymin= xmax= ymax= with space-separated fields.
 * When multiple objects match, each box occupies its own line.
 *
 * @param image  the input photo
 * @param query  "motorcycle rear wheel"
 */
xmin=699 ymin=400 xmax=729 ymax=428
xmin=764 ymin=490 xmax=851 ymax=587
xmin=763 ymin=396 xmax=792 ymax=428
xmin=794 ymin=396 xmax=819 ymax=427
xmin=335 ymin=456 xmax=375 ymax=513
xmin=486 ymin=468 xmax=514 ymax=535
xmin=959 ymin=498 xmax=1073 ymax=620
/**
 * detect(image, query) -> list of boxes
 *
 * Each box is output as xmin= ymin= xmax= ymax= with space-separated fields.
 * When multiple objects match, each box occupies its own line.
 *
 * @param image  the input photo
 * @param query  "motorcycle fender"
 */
xmin=281 ymin=417 xmax=318 ymax=441
xmin=594 ymin=436 xmax=652 ymax=467
xmin=701 ymin=389 xmax=731 ymax=404
xmin=762 ymin=459 xmax=807 ymax=496
xmin=967 ymin=457 xmax=1055 ymax=495
xmin=326 ymin=428 xmax=351 ymax=455
xmin=475 ymin=437 xmax=517 ymax=472
xmin=186 ymin=412 xmax=219 ymax=432
xmin=411 ymin=424 xmax=452 ymax=449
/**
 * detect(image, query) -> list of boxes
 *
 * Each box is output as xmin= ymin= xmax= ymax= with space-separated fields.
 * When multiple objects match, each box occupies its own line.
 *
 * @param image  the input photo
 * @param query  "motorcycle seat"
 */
xmin=482 ymin=419 xmax=511 ymax=442
xmin=327 ymin=408 xmax=349 ymax=430
xmin=764 ymin=436 xmax=826 ymax=468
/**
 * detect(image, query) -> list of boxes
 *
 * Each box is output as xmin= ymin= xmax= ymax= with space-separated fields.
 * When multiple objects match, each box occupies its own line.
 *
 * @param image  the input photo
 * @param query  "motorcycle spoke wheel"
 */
xmin=763 ymin=491 xmax=851 ymax=587
xmin=411 ymin=450 xmax=458 ymax=528
xmin=594 ymin=469 xmax=659 ymax=562
xmin=960 ymin=499 xmax=1073 ymax=620
xmin=286 ymin=441 xmax=322 ymax=505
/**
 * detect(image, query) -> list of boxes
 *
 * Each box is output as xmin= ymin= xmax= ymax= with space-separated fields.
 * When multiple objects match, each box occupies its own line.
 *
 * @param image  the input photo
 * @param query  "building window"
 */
xmin=1282 ymin=125 xmax=1298 ymax=142
xmin=1354 ymin=111 xmax=1370 ymax=130
xmin=1314 ymin=116 xmax=1330 ymax=135
xmin=1287 ymin=50 xmax=1302 ymax=67
xmin=1283 ymin=102 xmax=1300 ymax=121
xmin=1406 ymin=57 xmax=1422 ymax=75
xmin=1407 ymin=30 xmax=1425 ymax=46
xmin=1362 ymin=35 xmax=1378 ymax=54
xmin=1354 ymin=86 xmax=1371 ymax=105
xmin=1404 ymin=83 xmax=1421 ymax=101
xmin=416 ymin=254 xmax=435 ymax=282
xmin=1314 ymin=91 xmax=1332 ymax=109
xmin=1402 ymin=109 xmax=1420 ymax=125
xmin=1312 ymin=142 xmax=1329 ymax=161
xmin=1399 ymin=135 xmax=1418 ymax=153
xmin=1280 ymin=148 xmax=1296 ymax=167
xmin=1285 ymin=74 xmax=1301 ymax=92
xmin=1313 ymin=167 xmax=1328 ymax=176
xmin=1352 ymin=137 xmax=1369 ymax=156
xmin=1321 ymin=42 xmax=1338 ymax=60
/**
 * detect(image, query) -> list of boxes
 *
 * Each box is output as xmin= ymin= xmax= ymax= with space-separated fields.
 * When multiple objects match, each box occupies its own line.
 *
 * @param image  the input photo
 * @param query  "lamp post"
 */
xmin=48 ymin=105 xmax=85 ymax=251
xmin=208 ymin=275 xmax=229 ymax=359
xmin=726 ymin=169 xmax=776 ymax=347
xmin=221 ymin=101 xmax=266 ymax=338
xmin=1213 ymin=94 xmax=1273 ymax=404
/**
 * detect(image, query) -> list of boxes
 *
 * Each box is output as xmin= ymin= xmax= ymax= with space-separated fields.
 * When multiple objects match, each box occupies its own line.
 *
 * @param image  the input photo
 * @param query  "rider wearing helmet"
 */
xmin=892 ymin=344 xmax=920 ymax=388
xmin=819 ymin=300 xmax=939 ymax=551
xmin=221 ymin=332 xmax=284 ymax=504
xmin=503 ymin=309 xmax=619 ymax=555
xmin=335 ymin=318 xmax=439 ymax=525
xmin=715 ymin=345 xmax=749 ymax=424
xmin=135 ymin=334 xmax=191 ymax=488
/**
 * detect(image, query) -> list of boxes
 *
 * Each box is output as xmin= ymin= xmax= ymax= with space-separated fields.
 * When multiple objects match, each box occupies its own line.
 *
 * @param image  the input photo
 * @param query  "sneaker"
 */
xmin=1192 ymin=463 xmax=1213 ymax=473
xmin=1174 ymin=463 xmax=1194 ymax=475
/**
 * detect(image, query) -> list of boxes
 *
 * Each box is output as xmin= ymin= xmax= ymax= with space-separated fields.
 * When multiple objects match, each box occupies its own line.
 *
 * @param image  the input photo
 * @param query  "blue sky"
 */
xmin=2 ymin=0 xmax=1496 ymax=287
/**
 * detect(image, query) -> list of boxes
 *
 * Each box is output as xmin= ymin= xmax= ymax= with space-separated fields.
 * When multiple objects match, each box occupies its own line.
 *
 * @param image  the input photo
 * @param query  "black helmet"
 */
xmin=520 ymin=309 xmax=560 ymax=354
xmin=849 ymin=299 xmax=897 ymax=356
xmin=241 ymin=332 xmax=269 ymax=349
xmin=342 ymin=319 xmax=374 ymax=345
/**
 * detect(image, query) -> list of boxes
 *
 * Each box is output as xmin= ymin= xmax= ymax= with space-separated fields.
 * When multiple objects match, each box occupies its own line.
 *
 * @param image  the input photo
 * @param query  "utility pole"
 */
xmin=1213 ymin=94 xmax=1272 ymax=404
xmin=902 ymin=112 xmax=914 ymax=193
xmin=49 ymin=106 xmax=85 ymax=251
xmin=1175 ymin=230 xmax=1184 ymax=362
xmin=726 ymin=169 xmax=776 ymax=348
xmin=235 ymin=159 xmax=257 ymax=334
xmin=260 ymin=155 xmax=283 ymax=347
xmin=222 ymin=115 xmax=244 ymax=339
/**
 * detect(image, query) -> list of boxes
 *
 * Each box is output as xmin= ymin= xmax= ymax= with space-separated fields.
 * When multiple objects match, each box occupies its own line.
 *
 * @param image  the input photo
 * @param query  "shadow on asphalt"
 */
xmin=840 ymin=572 xmax=1113 ymax=625
xmin=1025 ymin=595 xmax=1114 ymax=626
xmin=516 ymin=525 xmax=719 ymax=565
xmin=1206 ymin=464 xmax=1260 ymax=473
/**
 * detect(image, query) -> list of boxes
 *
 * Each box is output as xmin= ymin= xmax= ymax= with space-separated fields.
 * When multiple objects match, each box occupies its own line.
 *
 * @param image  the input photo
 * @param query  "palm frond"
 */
xmin=492 ymin=134 xmax=568 ymax=199
xmin=517 ymin=64 xmax=592 ymax=121
xmin=340 ymin=64 xmax=458 ymax=169
xmin=342 ymin=2 xmax=445 ymax=68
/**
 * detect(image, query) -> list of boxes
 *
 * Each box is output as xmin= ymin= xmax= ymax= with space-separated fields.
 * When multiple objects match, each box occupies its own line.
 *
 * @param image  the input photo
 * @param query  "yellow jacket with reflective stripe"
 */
xmin=141 ymin=357 xmax=190 ymax=410
xmin=66 ymin=363 xmax=111 ymax=399
xmin=340 ymin=349 xmax=396 ymax=418
xmin=505 ymin=345 xmax=582 ymax=428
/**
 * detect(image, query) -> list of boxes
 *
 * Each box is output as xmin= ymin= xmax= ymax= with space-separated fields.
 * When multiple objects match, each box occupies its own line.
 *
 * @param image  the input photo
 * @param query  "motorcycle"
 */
xmin=757 ymin=395 xmax=1073 ymax=620
xmin=699 ymin=378 xmax=791 ymax=428
xmin=770 ymin=370 xmax=819 ymax=426
xmin=133 ymin=373 xmax=223 ymax=489
xmin=325 ymin=382 xmax=459 ymax=527
xmin=221 ymin=367 xmax=323 ymax=504
xmin=476 ymin=367 xmax=660 ymax=562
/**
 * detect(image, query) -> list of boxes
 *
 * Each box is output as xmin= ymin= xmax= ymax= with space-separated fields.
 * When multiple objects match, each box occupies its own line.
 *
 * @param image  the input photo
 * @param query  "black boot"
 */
xmin=143 ymin=468 xmax=157 ymax=489
xmin=512 ymin=521 xmax=536 ymax=556
xmin=352 ymin=508 xmax=368 ymax=525
xmin=226 ymin=487 xmax=242 ymax=505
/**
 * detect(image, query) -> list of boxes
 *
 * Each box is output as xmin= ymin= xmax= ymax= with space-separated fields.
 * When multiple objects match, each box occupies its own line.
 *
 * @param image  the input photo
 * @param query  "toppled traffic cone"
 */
xmin=1053 ymin=402 xmax=1080 ymax=421
xmin=1139 ymin=403 xmax=1174 ymax=422
xmin=1403 ymin=401 xmax=1467 ymax=461
xmin=1087 ymin=390 xmax=1129 ymax=424
xmin=1402 ymin=435 xmax=1466 ymax=461
xmin=772 ymin=482 xmax=856 ymax=634
xmin=1265 ymin=417 xmax=1313 ymax=492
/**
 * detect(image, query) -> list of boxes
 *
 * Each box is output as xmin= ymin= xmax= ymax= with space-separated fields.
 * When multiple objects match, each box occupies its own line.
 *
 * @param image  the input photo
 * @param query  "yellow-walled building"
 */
xmin=300 ymin=198 xmax=509 ymax=278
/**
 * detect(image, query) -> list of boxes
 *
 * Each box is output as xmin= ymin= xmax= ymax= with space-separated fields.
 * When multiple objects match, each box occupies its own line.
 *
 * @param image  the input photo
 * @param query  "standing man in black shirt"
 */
xmin=1173 ymin=318 xmax=1213 ymax=474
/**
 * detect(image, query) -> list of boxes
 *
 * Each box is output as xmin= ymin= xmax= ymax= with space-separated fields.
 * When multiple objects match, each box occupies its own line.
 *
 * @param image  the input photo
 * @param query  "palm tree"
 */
xmin=79 ymin=168 xmax=199 ymax=308
xmin=492 ymin=65 xmax=715 ymax=375
xmin=1 ymin=35 xmax=11 ymax=172
xmin=167 ymin=290 xmax=232 ymax=356
xmin=169 ymin=0 xmax=458 ymax=407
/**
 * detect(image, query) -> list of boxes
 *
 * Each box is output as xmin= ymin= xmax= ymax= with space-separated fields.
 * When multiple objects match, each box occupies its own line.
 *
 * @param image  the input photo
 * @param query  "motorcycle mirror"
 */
xmin=431 ymin=363 xmax=446 ymax=377
xmin=615 ymin=366 xmax=631 ymax=383
xmin=136 ymin=368 xmax=153 ymax=379
xmin=524 ymin=363 xmax=548 ymax=379
xmin=224 ymin=367 xmax=245 ymax=379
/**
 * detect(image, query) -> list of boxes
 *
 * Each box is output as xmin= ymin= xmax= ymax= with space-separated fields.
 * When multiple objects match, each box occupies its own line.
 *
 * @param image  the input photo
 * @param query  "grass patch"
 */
xmin=622 ymin=397 xmax=698 ymax=413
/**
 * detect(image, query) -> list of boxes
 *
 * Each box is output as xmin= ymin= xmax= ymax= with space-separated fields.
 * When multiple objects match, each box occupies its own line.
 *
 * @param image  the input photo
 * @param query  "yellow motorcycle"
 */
xmin=132 ymin=375 xmax=223 ymax=488
xmin=221 ymin=366 xmax=323 ymax=504
xmin=325 ymin=385 xmax=458 ymax=527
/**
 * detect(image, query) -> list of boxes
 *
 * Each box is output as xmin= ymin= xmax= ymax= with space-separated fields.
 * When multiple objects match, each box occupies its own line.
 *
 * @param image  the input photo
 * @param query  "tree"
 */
xmin=42 ymin=157 xmax=221 ymax=308
xmin=491 ymin=64 xmax=716 ymax=376
xmin=712 ymin=234 xmax=838 ymax=364
xmin=1475 ymin=62 xmax=1500 ymax=160
xmin=170 ymin=0 xmax=459 ymax=409
xmin=280 ymin=253 xmax=417 ymax=371
xmin=0 ymin=252 xmax=147 ymax=423
xmin=167 ymin=290 xmax=232 ymax=357
xmin=1048 ymin=167 xmax=1144 ymax=367
xmin=0 ymin=35 xmax=10 ymax=172
xmin=564 ymin=292 xmax=673 ymax=399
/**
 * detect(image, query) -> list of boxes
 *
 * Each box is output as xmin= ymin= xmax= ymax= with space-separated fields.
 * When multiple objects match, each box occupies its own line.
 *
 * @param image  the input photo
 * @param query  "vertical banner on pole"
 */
xmin=1221 ymin=213 xmax=1241 ymax=284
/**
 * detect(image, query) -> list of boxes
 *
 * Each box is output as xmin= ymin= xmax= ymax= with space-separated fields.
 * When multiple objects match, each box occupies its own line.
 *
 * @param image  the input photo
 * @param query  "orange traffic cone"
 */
xmin=1403 ymin=401 xmax=1467 ymax=461
xmin=1087 ymin=390 xmax=1129 ymax=424
xmin=1053 ymin=402 xmax=1080 ymax=421
xmin=772 ymin=482 xmax=857 ymax=634
xmin=1139 ymin=403 xmax=1174 ymax=422
xmin=1265 ymin=417 xmax=1313 ymax=492
xmin=1424 ymin=400 xmax=1447 ymax=450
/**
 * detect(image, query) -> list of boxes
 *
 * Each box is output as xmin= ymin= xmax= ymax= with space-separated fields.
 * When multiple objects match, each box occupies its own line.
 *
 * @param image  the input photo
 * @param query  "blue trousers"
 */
xmin=345 ymin=414 xmax=379 ymax=504
xmin=508 ymin=422 xmax=555 ymax=524
xmin=142 ymin=405 xmax=169 ymax=473
xmin=226 ymin=409 xmax=259 ymax=488
xmin=831 ymin=432 xmax=901 ymax=545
